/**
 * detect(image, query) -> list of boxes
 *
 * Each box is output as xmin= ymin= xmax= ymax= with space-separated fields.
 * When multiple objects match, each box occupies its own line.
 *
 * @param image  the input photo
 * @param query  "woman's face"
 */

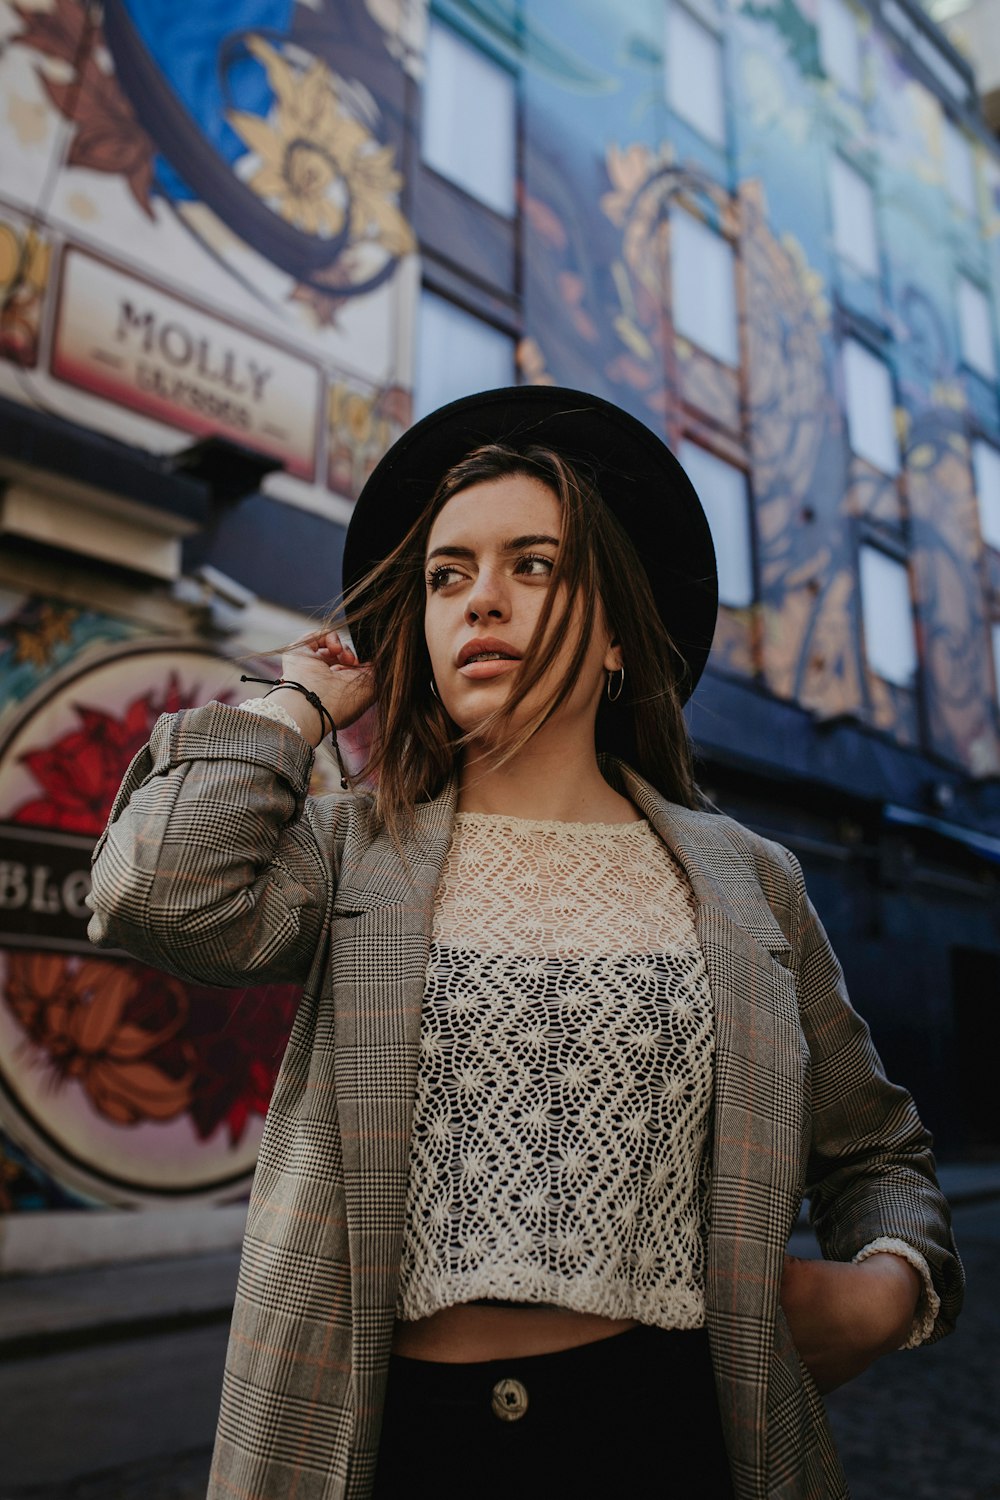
xmin=422 ymin=473 xmax=620 ymax=749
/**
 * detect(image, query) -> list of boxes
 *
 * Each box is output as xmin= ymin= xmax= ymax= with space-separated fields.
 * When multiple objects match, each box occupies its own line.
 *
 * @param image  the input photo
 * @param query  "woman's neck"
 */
xmin=456 ymin=737 xmax=639 ymax=824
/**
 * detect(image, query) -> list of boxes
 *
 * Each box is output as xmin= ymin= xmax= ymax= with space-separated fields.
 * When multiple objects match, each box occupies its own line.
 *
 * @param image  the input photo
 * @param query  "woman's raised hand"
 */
xmin=271 ymin=630 xmax=375 ymax=746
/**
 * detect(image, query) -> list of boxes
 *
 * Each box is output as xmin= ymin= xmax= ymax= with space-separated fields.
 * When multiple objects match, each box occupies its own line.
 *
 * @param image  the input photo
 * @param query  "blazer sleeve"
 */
xmin=782 ymin=848 xmax=964 ymax=1343
xmin=86 ymin=701 xmax=341 ymax=988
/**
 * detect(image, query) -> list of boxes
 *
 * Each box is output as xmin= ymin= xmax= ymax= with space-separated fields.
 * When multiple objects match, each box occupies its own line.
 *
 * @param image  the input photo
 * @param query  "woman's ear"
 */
xmin=603 ymin=633 xmax=623 ymax=674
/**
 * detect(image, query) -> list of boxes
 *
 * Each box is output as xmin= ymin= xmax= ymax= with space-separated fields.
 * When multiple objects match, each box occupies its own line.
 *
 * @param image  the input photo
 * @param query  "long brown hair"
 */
xmin=335 ymin=443 xmax=701 ymax=842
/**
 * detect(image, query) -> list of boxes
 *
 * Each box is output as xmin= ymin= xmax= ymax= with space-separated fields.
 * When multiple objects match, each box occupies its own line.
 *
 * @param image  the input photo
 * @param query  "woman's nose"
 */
xmin=464 ymin=568 xmax=509 ymax=623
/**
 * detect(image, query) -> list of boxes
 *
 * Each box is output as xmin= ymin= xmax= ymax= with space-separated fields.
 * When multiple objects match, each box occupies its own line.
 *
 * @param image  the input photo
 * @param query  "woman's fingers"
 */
xmin=277 ymin=631 xmax=374 ymax=732
xmin=287 ymin=630 xmax=356 ymax=660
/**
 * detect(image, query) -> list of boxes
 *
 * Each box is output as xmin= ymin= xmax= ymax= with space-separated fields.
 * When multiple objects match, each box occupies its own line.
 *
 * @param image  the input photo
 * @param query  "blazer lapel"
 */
xmin=329 ymin=778 xmax=457 ymax=1449
xmin=613 ymin=763 xmax=806 ymax=1492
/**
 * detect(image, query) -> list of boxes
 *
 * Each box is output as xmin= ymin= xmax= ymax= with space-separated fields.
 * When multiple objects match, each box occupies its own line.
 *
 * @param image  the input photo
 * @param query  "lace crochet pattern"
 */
xmin=237 ymin=697 xmax=303 ymax=733
xmin=398 ymin=812 xmax=715 ymax=1329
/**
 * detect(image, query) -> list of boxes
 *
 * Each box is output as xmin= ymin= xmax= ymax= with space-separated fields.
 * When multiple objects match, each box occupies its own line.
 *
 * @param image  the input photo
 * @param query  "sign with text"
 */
xmin=51 ymin=249 xmax=322 ymax=480
xmin=0 ymin=825 xmax=94 ymax=951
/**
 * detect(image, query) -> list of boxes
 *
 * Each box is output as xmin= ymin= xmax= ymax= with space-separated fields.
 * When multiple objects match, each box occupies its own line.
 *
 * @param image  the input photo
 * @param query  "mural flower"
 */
xmin=10 ymin=601 xmax=76 ymax=669
xmin=228 ymin=37 xmax=414 ymax=257
xmin=11 ymin=675 xmax=194 ymax=835
xmin=12 ymin=0 xmax=157 ymax=218
xmin=4 ymin=952 xmax=300 ymax=1143
xmin=6 ymin=954 xmax=194 ymax=1126
xmin=364 ymin=0 xmax=426 ymax=78
xmin=2 ymin=660 xmax=300 ymax=1155
xmin=328 ymin=380 xmax=411 ymax=501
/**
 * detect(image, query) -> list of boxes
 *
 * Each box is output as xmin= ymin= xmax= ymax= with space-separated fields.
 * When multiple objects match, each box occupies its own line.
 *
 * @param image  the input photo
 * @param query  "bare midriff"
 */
xmin=391 ymin=1305 xmax=639 ymax=1362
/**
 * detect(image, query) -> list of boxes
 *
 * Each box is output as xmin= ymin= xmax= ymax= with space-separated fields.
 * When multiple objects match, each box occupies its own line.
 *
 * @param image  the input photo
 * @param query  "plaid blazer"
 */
xmin=88 ymin=704 xmax=963 ymax=1500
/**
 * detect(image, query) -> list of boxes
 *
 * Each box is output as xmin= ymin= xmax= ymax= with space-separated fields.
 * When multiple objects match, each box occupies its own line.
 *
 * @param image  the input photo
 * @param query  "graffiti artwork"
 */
xmin=0 ymin=636 xmax=299 ymax=1204
xmin=0 ymin=0 xmax=419 ymax=509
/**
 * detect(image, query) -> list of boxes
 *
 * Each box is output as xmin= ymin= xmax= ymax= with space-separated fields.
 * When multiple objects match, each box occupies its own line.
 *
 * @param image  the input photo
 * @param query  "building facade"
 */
xmin=0 ymin=0 xmax=998 ymax=1268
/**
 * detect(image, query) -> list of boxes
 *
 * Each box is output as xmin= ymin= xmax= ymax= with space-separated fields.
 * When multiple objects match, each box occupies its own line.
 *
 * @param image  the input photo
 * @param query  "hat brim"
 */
xmin=342 ymin=386 xmax=718 ymax=705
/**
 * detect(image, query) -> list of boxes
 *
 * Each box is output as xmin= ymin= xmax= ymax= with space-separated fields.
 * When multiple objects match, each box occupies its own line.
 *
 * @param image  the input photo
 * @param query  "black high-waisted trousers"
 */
xmin=373 ymin=1324 xmax=735 ymax=1499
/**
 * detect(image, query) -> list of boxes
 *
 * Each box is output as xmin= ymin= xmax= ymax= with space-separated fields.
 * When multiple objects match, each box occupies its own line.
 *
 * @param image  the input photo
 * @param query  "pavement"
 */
xmin=1 ymin=1161 xmax=998 ymax=1498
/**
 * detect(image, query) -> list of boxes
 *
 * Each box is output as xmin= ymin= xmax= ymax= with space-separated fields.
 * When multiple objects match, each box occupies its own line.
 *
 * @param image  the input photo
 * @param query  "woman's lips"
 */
xmin=457 ymin=658 xmax=521 ymax=680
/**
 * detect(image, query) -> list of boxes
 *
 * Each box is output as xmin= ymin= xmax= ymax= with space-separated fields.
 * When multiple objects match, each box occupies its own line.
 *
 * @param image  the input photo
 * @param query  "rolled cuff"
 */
xmin=238 ymin=697 xmax=303 ymax=735
xmin=852 ymin=1237 xmax=941 ymax=1348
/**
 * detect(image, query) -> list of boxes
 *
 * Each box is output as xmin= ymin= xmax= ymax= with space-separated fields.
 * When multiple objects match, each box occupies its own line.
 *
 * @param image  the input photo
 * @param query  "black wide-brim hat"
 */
xmin=342 ymin=386 xmax=718 ymax=704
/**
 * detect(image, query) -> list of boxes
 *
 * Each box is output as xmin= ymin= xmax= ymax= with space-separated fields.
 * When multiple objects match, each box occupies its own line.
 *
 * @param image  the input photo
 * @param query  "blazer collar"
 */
xmin=603 ymin=758 xmax=792 ymax=961
xmin=335 ymin=759 xmax=791 ymax=962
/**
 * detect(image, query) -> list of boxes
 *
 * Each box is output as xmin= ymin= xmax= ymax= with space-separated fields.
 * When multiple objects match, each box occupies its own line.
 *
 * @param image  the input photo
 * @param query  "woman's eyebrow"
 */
xmin=425 ymin=533 xmax=560 ymax=563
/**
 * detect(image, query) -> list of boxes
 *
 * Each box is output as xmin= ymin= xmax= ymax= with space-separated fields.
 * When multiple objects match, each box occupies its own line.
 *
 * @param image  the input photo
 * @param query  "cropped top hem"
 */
xmin=398 ymin=1269 xmax=706 ymax=1331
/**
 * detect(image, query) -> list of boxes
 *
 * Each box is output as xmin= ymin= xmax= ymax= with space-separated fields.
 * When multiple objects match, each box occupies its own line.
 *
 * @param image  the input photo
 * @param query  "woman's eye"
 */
xmin=515 ymin=553 xmax=555 ymax=578
xmin=426 ymin=564 xmax=465 ymax=590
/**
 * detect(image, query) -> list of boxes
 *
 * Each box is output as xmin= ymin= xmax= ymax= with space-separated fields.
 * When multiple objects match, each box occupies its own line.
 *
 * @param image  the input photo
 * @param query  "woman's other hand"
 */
xmin=269 ymin=631 xmax=375 ymax=746
xmin=779 ymin=1251 xmax=922 ymax=1394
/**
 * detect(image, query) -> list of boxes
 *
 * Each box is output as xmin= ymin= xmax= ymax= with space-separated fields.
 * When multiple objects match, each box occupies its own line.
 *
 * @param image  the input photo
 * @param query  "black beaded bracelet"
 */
xmin=240 ymin=675 xmax=349 ymax=787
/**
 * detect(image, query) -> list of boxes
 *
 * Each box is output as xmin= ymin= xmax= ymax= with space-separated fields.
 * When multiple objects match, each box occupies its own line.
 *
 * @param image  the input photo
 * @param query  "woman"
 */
xmin=87 ymin=387 xmax=962 ymax=1500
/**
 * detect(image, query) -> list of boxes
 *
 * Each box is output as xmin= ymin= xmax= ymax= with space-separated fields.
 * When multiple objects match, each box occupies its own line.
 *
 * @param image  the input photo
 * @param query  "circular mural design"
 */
xmin=0 ymin=641 xmax=299 ymax=1205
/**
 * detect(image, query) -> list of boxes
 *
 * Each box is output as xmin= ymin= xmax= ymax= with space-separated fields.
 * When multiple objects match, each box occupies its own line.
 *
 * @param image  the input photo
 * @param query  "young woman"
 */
xmin=87 ymin=387 xmax=962 ymax=1500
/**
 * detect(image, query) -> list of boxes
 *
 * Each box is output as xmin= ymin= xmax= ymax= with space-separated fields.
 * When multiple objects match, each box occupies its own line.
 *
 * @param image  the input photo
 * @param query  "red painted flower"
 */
xmin=180 ymin=984 xmax=300 ymax=1145
xmin=12 ymin=676 xmax=208 ymax=835
xmin=6 ymin=672 xmax=291 ymax=1150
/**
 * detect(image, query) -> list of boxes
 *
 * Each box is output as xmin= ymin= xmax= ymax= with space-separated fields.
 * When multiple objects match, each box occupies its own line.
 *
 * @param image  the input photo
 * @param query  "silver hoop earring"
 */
xmin=429 ymin=677 xmax=440 ymax=701
xmin=606 ymin=666 xmax=625 ymax=703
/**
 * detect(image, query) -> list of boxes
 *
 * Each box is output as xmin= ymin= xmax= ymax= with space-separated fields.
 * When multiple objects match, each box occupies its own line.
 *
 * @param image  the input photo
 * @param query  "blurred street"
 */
xmin=2 ymin=1171 xmax=998 ymax=1500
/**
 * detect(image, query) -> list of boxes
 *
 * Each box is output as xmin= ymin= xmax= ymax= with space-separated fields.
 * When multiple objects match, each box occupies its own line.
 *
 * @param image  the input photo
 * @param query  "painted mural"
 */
xmin=0 ymin=0 xmax=417 ymax=509
xmin=507 ymin=0 xmax=1000 ymax=771
xmin=0 ymin=612 xmax=326 ymax=1206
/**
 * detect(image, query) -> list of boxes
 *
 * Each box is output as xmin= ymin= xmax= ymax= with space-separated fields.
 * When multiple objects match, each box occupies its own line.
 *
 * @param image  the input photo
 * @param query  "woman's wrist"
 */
xmin=853 ymin=1252 xmax=922 ymax=1349
xmin=262 ymin=687 xmax=327 ymax=747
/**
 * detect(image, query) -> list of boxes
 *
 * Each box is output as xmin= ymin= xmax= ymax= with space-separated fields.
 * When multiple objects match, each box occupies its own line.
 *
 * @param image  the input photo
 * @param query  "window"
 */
xmin=957 ymin=278 xmax=997 ymax=381
xmin=973 ymin=440 xmax=1000 ymax=551
xmin=421 ymin=21 xmax=516 ymax=216
xmin=830 ymin=156 xmax=879 ymax=278
xmin=671 ymin=209 xmax=739 ymax=366
xmin=859 ymin=544 xmax=917 ymax=688
xmin=943 ymin=116 xmax=977 ymax=218
xmin=666 ymin=4 xmax=726 ymax=147
xmin=818 ymin=0 xmax=863 ymax=95
xmin=679 ymin=441 xmax=754 ymax=607
xmin=414 ymin=291 xmax=515 ymax=420
xmin=843 ymin=340 xmax=899 ymax=475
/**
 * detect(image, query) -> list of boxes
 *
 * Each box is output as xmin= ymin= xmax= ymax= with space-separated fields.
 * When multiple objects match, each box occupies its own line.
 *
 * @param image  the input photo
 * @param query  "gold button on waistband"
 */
xmin=491 ymin=1377 xmax=529 ymax=1422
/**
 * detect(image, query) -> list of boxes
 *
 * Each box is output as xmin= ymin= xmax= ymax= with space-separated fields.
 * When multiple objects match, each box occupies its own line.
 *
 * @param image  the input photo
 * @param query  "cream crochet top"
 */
xmin=395 ymin=811 xmax=715 ymax=1329
xmin=236 ymin=697 xmax=941 ymax=1346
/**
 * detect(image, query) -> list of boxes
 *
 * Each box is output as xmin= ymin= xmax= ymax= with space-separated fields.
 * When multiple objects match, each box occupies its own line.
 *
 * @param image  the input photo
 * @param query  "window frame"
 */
xmin=817 ymin=0 xmax=864 ymax=98
xmin=942 ymin=114 xmax=978 ymax=220
xmin=664 ymin=0 xmax=728 ymax=149
xmin=858 ymin=538 xmax=919 ymax=691
xmin=413 ymin=284 xmax=518 ymax=422
xmin=670 ymin=205 xmax=741 ymax=369
xmin=841 ymin=336 xmax=901 ymax=478
xmin=956 ymin=276 xmax=998 ymax=383
xmin=678 ymin=437 xmax=756 ymax=609
xmin=419 ymin=14 xmax=519 ymax=220
xmin=972 ymin=436 xmax=1000 ymax=553
xmin=829 ymin=153 xmax=880 ymax=281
